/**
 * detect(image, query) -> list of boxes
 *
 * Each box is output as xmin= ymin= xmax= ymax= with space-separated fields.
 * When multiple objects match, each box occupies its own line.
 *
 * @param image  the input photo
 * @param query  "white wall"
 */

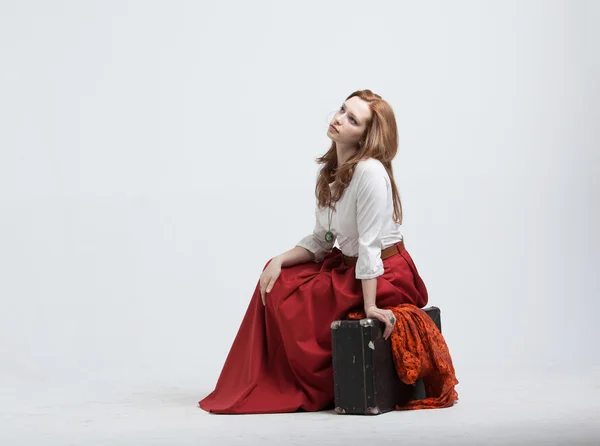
xmin=0 ymin=0 xmax=598 ymax=394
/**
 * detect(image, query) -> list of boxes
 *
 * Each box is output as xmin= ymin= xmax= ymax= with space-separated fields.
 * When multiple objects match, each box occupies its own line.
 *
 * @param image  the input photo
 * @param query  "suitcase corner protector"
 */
xmin=366 ymin=406 xmax=381 ymax=415
xmin=334 ymin=406 xmax=346 ymax=414
xmin=331 ymin=320 xmax=341 ymax=330
xmin=360 ymin=318 xmax=375 ymax=327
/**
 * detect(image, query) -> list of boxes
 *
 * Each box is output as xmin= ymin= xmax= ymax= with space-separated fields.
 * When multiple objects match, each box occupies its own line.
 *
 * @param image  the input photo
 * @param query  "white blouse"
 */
xmin=296 ymin=158 xmax=404 ymax=280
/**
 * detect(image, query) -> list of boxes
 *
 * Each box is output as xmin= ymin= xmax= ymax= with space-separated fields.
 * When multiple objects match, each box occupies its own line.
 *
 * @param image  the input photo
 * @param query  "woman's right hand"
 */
xmin=365 ymin=305 xmax=396 ymax=341
xmin=259 ymin=257 xmax=282 ymax=305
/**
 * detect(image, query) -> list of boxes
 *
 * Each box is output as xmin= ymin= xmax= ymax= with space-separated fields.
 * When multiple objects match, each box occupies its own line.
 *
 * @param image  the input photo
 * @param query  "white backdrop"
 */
xmin=0 ymin=0 xmax=598 ymax=416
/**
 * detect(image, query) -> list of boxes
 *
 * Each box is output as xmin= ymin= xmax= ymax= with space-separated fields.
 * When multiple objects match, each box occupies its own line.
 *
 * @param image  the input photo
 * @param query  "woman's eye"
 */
xmin=340 ymin=106 xmax=357 ymax=124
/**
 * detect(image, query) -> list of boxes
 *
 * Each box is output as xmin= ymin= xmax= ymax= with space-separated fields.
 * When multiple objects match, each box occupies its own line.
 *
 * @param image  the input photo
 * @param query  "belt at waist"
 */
xmin=342 ymin=240 xmax=405 ymax=267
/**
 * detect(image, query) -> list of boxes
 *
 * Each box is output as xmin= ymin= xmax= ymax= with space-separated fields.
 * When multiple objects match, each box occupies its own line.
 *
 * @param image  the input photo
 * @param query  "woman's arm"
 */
xmin=274 ymin=246 xmax=315 ymax=267
xmin=363 ymin=277 xmax=395 ymax=340
xmin=295 ymin=207 xmax=337 ymax=264
xmin=354 ymin=162 xmax=396 ymax=340
xmin=361 ymin=278 xmax=377 ymax=311
xmin=354 ymin=163 xmax=388 ymax=280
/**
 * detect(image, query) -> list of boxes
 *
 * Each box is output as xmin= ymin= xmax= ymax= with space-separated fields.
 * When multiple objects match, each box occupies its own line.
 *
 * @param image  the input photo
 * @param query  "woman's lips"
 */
xmin=329 ymin=125 xmax=338 ymax=133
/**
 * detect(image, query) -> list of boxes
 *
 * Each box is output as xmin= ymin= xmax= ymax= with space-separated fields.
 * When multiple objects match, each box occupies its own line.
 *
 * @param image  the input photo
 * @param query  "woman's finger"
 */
xmin=374 ymin=313 xmax=390 ymax=340
xmin=378 ymin=310 xmax=391 ymax=340
xmin=386 ymin=312 xmax=396 ymax=340
xmin=260 ymin=280 xmax=266 ymax=305
xmin=266 ymin=278 xmax=275 ymax=294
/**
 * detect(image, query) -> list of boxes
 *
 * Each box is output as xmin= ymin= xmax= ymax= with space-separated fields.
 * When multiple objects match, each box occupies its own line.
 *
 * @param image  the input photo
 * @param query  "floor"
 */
xmin=1 ymin=368 xmax=599 ymax=445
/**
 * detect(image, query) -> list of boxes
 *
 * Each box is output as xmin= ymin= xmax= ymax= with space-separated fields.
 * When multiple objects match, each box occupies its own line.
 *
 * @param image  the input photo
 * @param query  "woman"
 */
xmin=198 ymin=89 xmax=429 ymax=414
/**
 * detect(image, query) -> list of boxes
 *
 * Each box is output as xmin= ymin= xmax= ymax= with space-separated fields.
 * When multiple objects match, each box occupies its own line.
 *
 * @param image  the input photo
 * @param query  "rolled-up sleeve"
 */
xmin=355 ymin=165 xmax=388 ymax=279
xmin=296 ymin=208 xmax=336 ymax=263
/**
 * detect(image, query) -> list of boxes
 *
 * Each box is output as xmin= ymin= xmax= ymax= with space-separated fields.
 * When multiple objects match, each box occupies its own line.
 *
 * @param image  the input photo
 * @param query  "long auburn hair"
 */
xmin=315 ymin=89 xmax=403 ymax=224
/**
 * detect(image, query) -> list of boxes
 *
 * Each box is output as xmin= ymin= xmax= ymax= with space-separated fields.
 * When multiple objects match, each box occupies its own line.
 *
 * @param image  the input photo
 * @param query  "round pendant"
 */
xmin=325 ymin=231 xmax=334 ymax=243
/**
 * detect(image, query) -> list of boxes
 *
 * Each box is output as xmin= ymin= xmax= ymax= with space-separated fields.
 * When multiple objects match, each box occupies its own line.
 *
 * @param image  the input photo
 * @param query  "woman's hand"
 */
xmin=365 ymin=305 xmax=396 ymax=341
xmin=259 ymin=257 xmax=282 ymax=306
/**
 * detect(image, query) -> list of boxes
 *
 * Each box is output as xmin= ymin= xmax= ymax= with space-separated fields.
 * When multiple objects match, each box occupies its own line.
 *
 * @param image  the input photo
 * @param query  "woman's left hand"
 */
xmin=365 ymin=305 xmax=396 ymax=341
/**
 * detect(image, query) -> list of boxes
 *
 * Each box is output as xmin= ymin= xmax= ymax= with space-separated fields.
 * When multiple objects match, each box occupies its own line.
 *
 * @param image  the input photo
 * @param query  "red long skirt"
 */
xmin=198 ymin=242 xmax=429 ymax=414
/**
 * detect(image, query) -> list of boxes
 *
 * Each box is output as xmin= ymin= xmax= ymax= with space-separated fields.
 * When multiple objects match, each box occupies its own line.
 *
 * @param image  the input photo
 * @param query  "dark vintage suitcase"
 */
xmin=330 ymin=306 xmax=442 ymax=415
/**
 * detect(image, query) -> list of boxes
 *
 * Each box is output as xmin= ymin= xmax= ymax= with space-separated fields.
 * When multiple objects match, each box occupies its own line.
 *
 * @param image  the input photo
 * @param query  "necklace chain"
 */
xmin=325 ymin=203 xmax=334 ymax=243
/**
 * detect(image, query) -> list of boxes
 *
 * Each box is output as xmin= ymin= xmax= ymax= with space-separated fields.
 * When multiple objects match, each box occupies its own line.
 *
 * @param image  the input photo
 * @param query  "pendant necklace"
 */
xmin=325 ymin=204 xmax=334 ymax=243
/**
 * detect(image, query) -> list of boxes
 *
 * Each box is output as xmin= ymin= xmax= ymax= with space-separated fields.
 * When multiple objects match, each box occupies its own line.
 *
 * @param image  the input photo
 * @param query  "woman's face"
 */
xmin=327 ymin=96 xmax=372 ymax=146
